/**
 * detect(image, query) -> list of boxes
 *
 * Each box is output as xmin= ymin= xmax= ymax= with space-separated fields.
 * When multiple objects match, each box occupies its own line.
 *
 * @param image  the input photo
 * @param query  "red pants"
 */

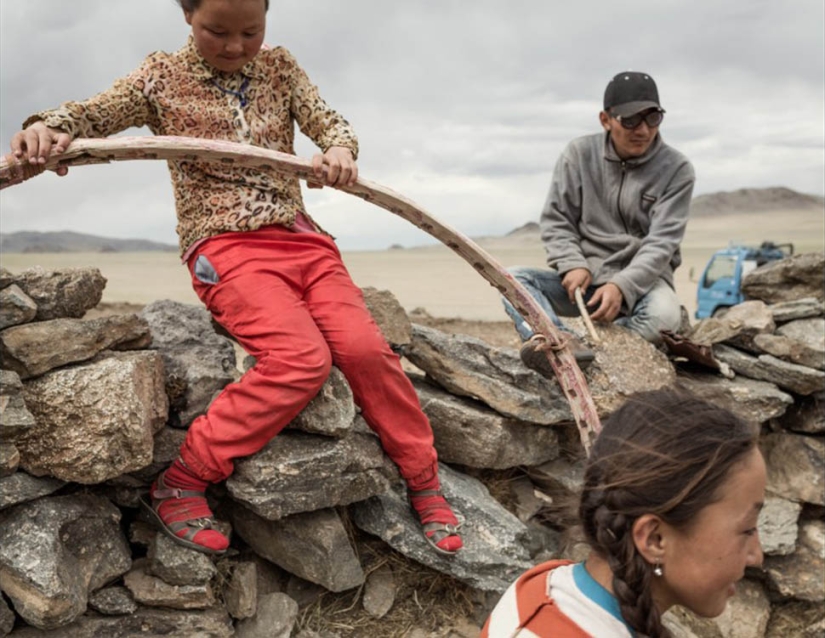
xmin=179 ymin=225 xmax=438 ymax=484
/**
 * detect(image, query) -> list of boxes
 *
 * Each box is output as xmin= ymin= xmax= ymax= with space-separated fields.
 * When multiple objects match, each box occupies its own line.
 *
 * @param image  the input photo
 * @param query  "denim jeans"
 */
xmin=501 ymin=267 xmax=682 ymax=344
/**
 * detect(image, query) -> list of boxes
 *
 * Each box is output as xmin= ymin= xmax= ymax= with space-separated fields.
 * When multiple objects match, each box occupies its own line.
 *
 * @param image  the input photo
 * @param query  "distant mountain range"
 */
xmin=2 ymin=188 xmax=821 ymax=253
xmin=0 ymin=231 xmax=177 ymax=254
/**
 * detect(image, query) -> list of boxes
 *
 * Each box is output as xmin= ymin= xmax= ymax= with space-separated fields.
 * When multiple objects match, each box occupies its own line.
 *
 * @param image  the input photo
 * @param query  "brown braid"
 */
xmin=578 ymin=389 xmax=758 ymax=637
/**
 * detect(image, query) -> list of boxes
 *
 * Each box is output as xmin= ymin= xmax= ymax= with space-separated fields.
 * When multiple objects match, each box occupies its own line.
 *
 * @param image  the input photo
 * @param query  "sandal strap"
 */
xmin=409 ymin=489 xmax=443 ymax=498
xmin=152 ymin=487 xmax=205 ymax=500
xmin=167 ymin=517 xmax=215 ymax=542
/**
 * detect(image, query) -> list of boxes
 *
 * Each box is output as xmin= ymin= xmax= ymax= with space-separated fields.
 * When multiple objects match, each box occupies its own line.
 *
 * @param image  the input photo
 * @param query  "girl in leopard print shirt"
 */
xmin=11 ymin=0 xmax=463 ymax=557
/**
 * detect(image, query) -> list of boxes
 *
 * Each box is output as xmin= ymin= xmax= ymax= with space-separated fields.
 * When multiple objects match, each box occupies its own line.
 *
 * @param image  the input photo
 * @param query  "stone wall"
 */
xmin=0 ymin=254 xmax=822 ymax=637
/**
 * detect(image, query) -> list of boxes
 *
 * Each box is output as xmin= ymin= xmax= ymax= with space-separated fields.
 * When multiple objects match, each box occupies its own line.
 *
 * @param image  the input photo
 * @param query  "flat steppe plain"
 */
xmin=2 ymin=209 xmax=822 ymax=323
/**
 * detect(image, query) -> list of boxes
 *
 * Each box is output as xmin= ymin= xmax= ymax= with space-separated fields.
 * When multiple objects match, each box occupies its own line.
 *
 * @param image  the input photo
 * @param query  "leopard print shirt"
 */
xmin=24 ymin=37 xmax=359 ymax=255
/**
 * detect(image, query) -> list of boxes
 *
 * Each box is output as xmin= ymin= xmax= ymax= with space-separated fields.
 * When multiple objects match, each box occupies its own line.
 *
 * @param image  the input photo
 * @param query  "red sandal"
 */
xmin=143 ymin=467 xmax=229 ymax=555
xmin=409 ymin=488 xmax=463 ymax=556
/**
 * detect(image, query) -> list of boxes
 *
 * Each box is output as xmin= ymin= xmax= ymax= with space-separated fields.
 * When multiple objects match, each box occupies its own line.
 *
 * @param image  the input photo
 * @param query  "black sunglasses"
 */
xmin=615 ymin=110 xmax=664 ymax=130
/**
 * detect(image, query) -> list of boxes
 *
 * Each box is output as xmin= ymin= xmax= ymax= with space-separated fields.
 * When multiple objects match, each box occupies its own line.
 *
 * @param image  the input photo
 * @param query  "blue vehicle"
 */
xmin=694 ymin=241 xmax=794 ymax=319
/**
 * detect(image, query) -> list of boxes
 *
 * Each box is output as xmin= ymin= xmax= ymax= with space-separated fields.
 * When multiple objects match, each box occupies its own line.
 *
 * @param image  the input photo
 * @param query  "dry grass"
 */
xmin=294 ymin=531 xmax=479 ymax=637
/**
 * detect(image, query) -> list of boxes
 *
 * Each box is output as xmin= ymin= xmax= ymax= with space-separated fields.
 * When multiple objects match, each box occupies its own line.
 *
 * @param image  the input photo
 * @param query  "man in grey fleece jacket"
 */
xmin=504 ymin=71 xmax=695 ymax=373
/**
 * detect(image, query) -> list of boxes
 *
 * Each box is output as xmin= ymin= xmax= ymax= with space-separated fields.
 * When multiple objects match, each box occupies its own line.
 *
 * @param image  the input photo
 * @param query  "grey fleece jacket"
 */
xmin=540 ymin=131 xmax=695 ymax=311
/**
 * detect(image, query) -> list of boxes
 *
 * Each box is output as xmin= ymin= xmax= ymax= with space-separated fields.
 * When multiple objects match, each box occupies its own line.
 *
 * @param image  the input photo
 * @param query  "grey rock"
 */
xmin=7 ymin=607 xmax=234 ymax=637
xmin=713 ymin=344 xmax=825 ymax=396
xmin=764 ymin=520 xmax=825 ymax=602
xmin=777 ymin=393 xmax=825 ymax=434
xmin=689 ymin=300 xmax=775 ymax=351
xmin=753 ymin=333 xmax=825 ymax=371
xmin=0 ymin=284 xmax=37 ymax=330
xmin=0 ymin=472 xmax=64 ymax=510
xmin=0 ymin=314 xmax=152 ymax=379
xmin=233 ymin=551 xmax=287 ymax=599
xmin=227 ymin=431 xmax=396 ymax=520
xmin=87 ymin=586 xmax=138 ymax=616
xmin=770 ymin=297 xmax=825 ymax=323
xmin=288 ymin=367 xmax=355 ymax=438
xmin=0 ymin=370 xmax=36 ymax=441
xmin=526 ymin=457 xmax=585 ymax=503
xmin=141 ymin=300 xmax=238 ymax=428
xmin=412 ymin=376 xmax=559 ymax=469
xmin=285 ymin=575 xmax=326 ymax=607
xmin=351 ymin=464 xmax=533 ymax=592
xmin=742 ymin=252 xmax=825 ymax=303
xmin=774 ymin=318 xmax=825 ymax=369
xmin=362 ymin=563 xmax=396 ymax=618
xmin=0 ymin=494 xmax=131 ymax=630
xmin=13 ymin=267 xmax=106 ymax=321
xmin=0 ymin=596 xmax=13 ymax=638
xmin=223 ymin=561 xmax=257 ymax=620
xmin=128 ymin=519 xmax=157 ymax=548
xmin=663 ymin=579 xmax=770 ymax=638
xmin=405 ymin=324 xmax=674 ymax=426
xmin=758 ymin=495 xmax=801 ymax=556
xmin=123 ymin=558 xmax=215 ymax=610
xmin=0 ymin=444 xmax=18 ymax=477
xmin=126 ymin=426 xmax=187 ymax=485
xmin=0 ymin=268 xmax=13 ymax=291
xmin=763 ymin=433 xmax=825 ymax=506
xmin=675 ymin=371 xmax=793 ymax=425
xmin=361 ymin=286 xmax=412 ymax=347
xmin=403 ymin=323 xmax=571 ymax=425
xmin=766 ymin=601 xmax=825 ymax=638
xmin=509 ymin=476 xmax=546 ymax=523
xmin=235 ymin=593 xmax=298 ymax=638
xmin=229 ymin=505 xmax=364 ymax=592
xmin=18 ymin=351 xmax=168 ymax=484
xmin=147 ymin=534 xmax=218 ymax=586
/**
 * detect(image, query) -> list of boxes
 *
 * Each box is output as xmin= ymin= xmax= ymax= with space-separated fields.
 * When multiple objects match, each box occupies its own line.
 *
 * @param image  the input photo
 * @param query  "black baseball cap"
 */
xmin=603 ymin=72 xmax=664 ymax=118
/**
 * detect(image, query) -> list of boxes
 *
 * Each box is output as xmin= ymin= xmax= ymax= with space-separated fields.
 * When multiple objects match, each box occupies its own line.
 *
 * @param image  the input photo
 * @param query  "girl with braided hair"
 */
xmin=483 ymin=388 xmax=765 ymax=637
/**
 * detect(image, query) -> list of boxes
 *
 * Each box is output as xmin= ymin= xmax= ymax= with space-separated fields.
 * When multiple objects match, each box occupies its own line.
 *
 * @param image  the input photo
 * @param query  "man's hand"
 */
xmin=561 ymin=268 xmax=592 ymax=302
xmin=588 ymin=283 xmax=624 ymax=322
xmin=311 ymin=146 xmax=358 ymax=188
xmin=10 ymin=122 xmax=72 ymax=176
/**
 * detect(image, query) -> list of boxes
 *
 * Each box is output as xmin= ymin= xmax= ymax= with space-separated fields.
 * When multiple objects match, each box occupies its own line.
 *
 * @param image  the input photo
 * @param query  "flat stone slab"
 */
xmin=714 ymin=344 xmax=825 ymax=396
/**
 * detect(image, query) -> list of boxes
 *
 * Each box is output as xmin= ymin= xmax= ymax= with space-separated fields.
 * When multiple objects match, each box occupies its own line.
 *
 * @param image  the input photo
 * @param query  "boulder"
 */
xmin=675 ymin=371 xmax=793 ymax=425
xmin=412 ymin=376 xmax=559 ymax=469
xmin=235 ymin=593 xmax=298 ymax=638
xmin=713 ymin=345 xmax=825 ymax=396
xmin=777 ymin=393 xmax=825 ymax=434
xmin=7 ymin=608 xmax=234 ymax=638
xmin=0 ymin=494 xmax=131 ymax=630
xmin=227 ymin=431 xmax=396 ymax=520
xmin=757 ymin=495 xmax=801 ymax=556
xmin=361 ymin=287 xmax=412 ymax=347
xmin=0 ymin=472 xmax=65 ymax=511
xmin=0 ymin=370 xmax=36 ymax=441
xmin=87 ymin=586 xmax=138 ymax=616
xmin=18 ymin=352 xmax=168 ymax=484
xmin=741 ymin=252 xmax=825 ymax=303
xmin=0 ymin=284 xmax=37 ymax=330
xmin=123 ymin=558 xmax=215 ymax=610
xmin=12 ymin=267 xmax=106 ymax=321
xmin=351 ymin=464 xmax=534 ymax=593
xmin=403 ymin=323 xmax=674 ymax=426
xmin=0 ymin=314 xmax=152 ymax=379
xmin=228 ymin=505 xmax=364 ymax=592
xmin=764 ymin=520 xmax=825 ymax=602
xmin=141 ymin=300 xmax=238 ymax=428
xmin=763 ymin=433 xmax=825 ymax=506
xmin=288 ymin=367 xmax=355 ymax=438
xmin=769 ymin=297 xmax=825 ymax=323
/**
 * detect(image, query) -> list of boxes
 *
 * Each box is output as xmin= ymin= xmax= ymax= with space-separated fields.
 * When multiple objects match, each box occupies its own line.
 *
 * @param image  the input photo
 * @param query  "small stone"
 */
xmin=224 ymin=562 xmax=257 ymax=620
xmin=87 ymin=586 xmax=138 ymax=615
xmin=235 ymin=593 xmax=298 ymax=638
xmin=147 ymin=533 xmax=218 ymax=586
xmin=362 ymin=564 xmax=396 ymax=618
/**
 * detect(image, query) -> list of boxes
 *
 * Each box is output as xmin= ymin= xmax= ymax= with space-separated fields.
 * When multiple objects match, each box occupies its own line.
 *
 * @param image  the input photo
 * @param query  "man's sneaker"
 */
xmin=519 ymin=334 xmax=595 ymax=378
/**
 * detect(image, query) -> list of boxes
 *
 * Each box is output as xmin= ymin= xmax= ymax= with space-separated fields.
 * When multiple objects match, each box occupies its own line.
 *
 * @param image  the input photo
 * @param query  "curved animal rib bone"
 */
xmin=1 ymin=136 xmax=602 ymax=452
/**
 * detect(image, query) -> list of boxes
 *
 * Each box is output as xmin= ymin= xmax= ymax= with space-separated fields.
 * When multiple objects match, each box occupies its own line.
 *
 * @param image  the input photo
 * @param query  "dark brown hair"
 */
xmin=578 ymin=389 xmax=758 ymax=638
xmin=177 ymin=0 xmax=270 ymax=11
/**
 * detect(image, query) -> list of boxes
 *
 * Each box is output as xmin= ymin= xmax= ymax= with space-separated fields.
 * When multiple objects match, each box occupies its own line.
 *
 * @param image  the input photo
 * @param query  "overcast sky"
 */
xmin=1 ymin=0 xmax=823 ymax=251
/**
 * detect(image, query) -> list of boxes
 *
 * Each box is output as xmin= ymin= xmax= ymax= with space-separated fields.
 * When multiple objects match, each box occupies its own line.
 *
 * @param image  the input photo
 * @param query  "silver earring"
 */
xmin=653 ymin=562 xmax=663 ymax=577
